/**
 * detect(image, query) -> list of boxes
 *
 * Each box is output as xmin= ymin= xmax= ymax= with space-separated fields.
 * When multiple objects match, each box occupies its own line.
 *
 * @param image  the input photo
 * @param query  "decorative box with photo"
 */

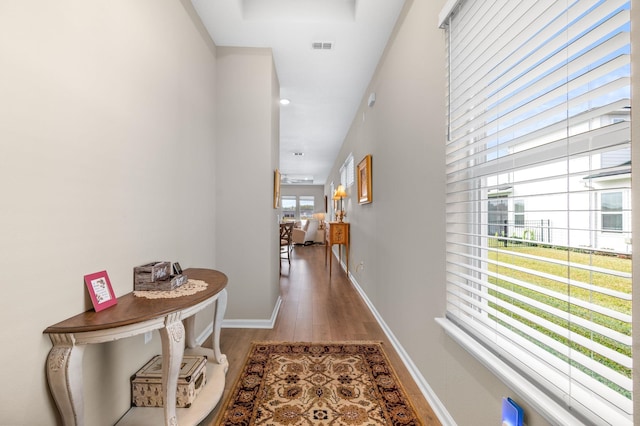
xmin=131 ymin=355 xmax=207 ymax=408
xmin=133 ymin=261 xmax=187 ymax=291
xmin=134 ymin=261 xmax=171 ymax=283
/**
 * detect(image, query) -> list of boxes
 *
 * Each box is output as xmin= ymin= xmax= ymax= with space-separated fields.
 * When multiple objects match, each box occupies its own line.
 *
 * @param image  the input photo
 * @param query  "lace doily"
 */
xmin=133 ymin=279 xmax=208 ymax=299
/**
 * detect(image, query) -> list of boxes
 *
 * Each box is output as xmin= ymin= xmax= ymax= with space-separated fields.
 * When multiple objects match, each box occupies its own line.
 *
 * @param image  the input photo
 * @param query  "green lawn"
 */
xmin=485 ymin=242 xmax=632 ymax=395
xmin=490 ymin=245 xmax=631 ymax=315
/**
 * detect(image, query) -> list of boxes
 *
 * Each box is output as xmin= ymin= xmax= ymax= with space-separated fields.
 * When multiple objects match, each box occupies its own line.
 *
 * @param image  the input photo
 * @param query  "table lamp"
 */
xmin=333 ymin=185 xmax=347 ymax=222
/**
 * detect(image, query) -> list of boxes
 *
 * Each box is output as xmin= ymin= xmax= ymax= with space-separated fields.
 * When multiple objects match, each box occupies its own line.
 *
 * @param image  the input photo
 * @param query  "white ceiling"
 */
xmin=191 ymin=0 xmax=406 ymax=185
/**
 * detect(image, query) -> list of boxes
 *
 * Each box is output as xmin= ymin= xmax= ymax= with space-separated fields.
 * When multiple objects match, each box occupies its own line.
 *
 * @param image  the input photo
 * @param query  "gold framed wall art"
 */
xmin=273 ymin=169 xmax=281 ymax=209
xmin=357 ymin=154 xmax=372 ymax=204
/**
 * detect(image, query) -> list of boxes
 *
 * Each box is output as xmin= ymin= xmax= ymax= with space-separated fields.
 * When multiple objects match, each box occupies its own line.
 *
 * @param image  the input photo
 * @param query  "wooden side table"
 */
xmin=325 ymin=222 xmax=349 ymax=275
xmin=43 ymin=268 xmax=228 ymax=426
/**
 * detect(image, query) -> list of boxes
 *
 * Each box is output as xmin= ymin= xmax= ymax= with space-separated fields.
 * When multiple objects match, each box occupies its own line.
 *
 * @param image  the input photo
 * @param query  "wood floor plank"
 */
xmin=199 ymin=244 xmax=441 ymax=425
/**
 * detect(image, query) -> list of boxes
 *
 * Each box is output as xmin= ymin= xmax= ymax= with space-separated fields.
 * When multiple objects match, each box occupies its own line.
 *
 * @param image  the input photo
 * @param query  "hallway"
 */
xmin=201 ymin=244 xmax=441 ymax=424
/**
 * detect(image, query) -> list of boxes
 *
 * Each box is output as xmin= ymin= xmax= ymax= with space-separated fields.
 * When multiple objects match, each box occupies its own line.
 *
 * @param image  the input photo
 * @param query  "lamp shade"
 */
xmin=334 ymin=185 xmax=347 ymax=199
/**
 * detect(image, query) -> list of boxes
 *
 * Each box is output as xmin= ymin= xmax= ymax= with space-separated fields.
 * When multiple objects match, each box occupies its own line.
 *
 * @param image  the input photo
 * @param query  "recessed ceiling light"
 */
xmin=280 ymin=98 xmax=291 ymax=105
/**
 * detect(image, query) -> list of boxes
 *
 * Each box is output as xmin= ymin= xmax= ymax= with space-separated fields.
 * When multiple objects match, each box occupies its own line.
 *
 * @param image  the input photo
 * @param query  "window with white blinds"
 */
xmin=340 ymin=153 xmax=355 ymax=188
xmin=442 ymin=1 xmax=631 ymax=424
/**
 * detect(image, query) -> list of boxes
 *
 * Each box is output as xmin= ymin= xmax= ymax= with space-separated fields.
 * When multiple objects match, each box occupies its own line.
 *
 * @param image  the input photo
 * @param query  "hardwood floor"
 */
xmin=200 ymin=244 xmax=441 ymax=425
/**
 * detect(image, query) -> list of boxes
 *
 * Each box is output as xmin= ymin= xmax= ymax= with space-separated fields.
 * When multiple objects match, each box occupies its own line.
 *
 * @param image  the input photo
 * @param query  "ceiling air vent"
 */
xmin=312 ymin=41 xmax=333 ymax=50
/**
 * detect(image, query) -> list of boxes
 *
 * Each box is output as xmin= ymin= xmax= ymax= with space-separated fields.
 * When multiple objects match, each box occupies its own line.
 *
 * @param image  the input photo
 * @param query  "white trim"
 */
xmin=434 ymin=317 xmax=627 ymax=426
xmin=438 ymin=0 xmax=461 ymax=28
xmin=348 ymin=271 xmax=456 ymax=426
xmin=222 ymin=296 xmax=282 ymax=329
xmin=195 ymin=323 xmax=213 ymax=347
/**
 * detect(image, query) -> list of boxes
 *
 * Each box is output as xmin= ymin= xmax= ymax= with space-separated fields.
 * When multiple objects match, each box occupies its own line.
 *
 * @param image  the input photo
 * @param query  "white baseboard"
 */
xmin=195 ymin=323 xmax=213 ymax=346
xmin=221 ymin=296 xmax=282 ymax=329
xmin=348 ymin=271 xmax=457 ymax=426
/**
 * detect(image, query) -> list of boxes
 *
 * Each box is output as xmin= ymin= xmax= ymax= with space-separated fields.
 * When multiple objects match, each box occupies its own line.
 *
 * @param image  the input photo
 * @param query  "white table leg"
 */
xmin=183 ymin=315 xmax=197 ymax=349
xmin=46 ymin=334 xmax=85 ymax=426
xmin=159 ymin=313 xmax=185 ymax=426
xmin=212 ymin=289 xmax=227 ymax=365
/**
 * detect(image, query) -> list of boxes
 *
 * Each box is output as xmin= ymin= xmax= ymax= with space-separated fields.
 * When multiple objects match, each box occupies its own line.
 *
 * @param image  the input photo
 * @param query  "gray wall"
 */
xmin=326 ymin=1 xmax=640 ymax=425
xmin=215 ymin=47 xmax=281 ymax=321
xmin=0 ymin=2 xmax=279 ymax=425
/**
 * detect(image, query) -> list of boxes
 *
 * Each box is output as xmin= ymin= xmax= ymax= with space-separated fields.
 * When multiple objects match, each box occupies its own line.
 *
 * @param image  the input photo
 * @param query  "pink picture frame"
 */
xmin=84 ymin=270 xmax=118 ymax=312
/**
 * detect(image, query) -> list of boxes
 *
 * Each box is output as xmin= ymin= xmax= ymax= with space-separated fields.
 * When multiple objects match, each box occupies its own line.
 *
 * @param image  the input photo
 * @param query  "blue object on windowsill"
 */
xmin=502 ymin=397 xmax=524 ymax=426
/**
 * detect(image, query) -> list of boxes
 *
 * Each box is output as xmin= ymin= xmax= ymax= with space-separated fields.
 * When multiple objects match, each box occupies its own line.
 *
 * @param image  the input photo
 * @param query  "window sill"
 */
xmin=434 ymin=317 xmax=628 ymax=426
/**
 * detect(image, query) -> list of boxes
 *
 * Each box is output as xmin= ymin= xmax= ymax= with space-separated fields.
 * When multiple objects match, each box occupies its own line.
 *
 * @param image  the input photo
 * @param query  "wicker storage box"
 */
xmin=131 ymin=355 xmax=207 ymax=408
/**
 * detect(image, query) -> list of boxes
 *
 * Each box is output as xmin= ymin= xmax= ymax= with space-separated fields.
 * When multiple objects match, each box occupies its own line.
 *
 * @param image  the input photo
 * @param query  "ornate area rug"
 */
xmin=217 ymin=342 xmax=423 ymax=425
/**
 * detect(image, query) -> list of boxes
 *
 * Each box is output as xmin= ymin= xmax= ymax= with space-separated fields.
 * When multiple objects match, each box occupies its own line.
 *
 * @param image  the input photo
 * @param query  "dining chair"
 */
xmin=280 ymin=222 xmax=294 ymax=268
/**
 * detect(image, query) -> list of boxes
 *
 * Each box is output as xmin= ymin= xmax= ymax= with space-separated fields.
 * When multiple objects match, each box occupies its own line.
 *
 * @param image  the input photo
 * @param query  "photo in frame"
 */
xmin=357 ymin=154 xmax=372 ymax=204
xmin=84 ymin=270 xmax=117 ymax=312
xmin=274 ymin=169 xmax=281 ymax=209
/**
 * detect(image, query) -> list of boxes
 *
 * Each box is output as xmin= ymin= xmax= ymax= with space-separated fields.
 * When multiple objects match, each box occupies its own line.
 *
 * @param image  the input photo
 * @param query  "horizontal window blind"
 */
xmin=443 ymin=0 xmax=631 ymax=424
xmin=340 ymin=153 xmax=355 ymax=187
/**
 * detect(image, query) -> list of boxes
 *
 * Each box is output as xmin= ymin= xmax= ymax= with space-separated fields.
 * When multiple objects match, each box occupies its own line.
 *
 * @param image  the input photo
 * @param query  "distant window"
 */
xmin=488 ymin=195 xmax=507 ymax=237
xmin=281 ymin=196 xmax=296 ymax=220
xmin=340 ymin=154 xmax=355 ymax=188
xmin=282 ymin=195 xmax=315 ymax=221
xmin=514 ymin=200 xmax=525 ymax=226
xmin=602 ymin=192 xmax=623 ymax=232
xmin=299 ymin=196 xmax=315 ymax=220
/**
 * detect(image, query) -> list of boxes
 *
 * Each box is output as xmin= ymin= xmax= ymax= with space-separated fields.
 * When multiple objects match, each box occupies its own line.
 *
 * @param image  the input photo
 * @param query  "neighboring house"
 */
xmin=488 ymin=110 xmax=631 ymax=254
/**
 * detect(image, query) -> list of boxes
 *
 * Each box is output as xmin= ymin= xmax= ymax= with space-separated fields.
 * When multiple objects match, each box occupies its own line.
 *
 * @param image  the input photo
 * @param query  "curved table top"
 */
xmin=44 ymin=268 xmax=227 ymax=334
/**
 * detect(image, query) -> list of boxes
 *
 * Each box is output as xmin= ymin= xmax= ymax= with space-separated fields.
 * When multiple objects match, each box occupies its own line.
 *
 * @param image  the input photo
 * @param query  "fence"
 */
xmin=488 ymin=219 xmax=551 ymax=247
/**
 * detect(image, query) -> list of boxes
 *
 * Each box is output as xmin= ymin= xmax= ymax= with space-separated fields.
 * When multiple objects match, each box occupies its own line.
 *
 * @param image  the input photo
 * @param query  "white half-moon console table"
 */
xmin=43 ymin=268 xmax=229 ymax=426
